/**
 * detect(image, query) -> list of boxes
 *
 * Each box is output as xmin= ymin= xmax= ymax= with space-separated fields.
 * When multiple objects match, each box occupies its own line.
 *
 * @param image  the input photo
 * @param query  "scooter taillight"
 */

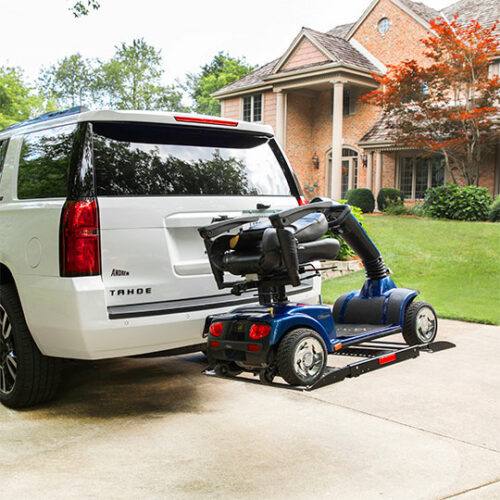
xmin=60 ymin=199 xmax=101 ymax=277
xmin=249 ymin=323 xmax=271 ymax=340
xmin=209 ymin=322 xmax=224 ymax=337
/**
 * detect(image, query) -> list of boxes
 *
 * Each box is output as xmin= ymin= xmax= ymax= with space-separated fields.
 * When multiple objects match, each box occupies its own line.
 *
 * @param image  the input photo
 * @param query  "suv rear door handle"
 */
xmin=256 ymin=203 xmax=271 ymax=210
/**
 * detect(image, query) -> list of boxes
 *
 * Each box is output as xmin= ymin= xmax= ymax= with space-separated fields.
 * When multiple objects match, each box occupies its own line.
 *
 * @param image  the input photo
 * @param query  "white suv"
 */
xmin=0 ymin=108 xmax=320 ymax=407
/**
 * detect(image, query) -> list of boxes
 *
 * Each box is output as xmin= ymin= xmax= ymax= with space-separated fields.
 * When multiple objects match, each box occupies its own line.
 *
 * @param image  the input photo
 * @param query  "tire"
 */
xmin=402 ymin=301 xmax=438 ymax=346
xmin=0 ymin=284 xmax=63 ymax=408
xmin=277 ymin=328 xmax=327 ymax=386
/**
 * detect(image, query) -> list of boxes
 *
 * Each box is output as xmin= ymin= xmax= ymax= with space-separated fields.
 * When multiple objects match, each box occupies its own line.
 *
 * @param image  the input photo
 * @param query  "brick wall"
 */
xmin=281 ymin=37 xmax=329 ymax=72
xmin=478 ymin=151 xmax=496 ymax=195
xmin=381 ymin=153 xmax=396 ymax=187
xmin=351 ymin=0 xmax=430 ymax=66
xmin=263 ymin=91 xmax=277 ymax=131
xmin=222 ymin=97 xmax=240 ymax=120
xmin=285 ymin=93 xmax=315 ymax=192
xmin=276 ymin=88 xmax=383 ymax=197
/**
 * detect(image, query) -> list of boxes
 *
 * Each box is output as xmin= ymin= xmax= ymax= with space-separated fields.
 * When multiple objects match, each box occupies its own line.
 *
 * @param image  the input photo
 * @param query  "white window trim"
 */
xmin=242 ymin=94 xmax=264 ymax=123
xmin=397 ymin=154 xmax=445 ymax=200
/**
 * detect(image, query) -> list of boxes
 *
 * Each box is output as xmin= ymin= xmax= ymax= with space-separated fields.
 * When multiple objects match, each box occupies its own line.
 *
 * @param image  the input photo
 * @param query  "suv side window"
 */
xmin=0 ymin=140 xmax=8 ymax=182
xmin=17 ymin=124 xmax=77 ymax=200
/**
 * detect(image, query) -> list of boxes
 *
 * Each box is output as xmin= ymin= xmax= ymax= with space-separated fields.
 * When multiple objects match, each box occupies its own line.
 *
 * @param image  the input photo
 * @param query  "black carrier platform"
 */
xmin=204 ymin=341 xmax=455 ymax=391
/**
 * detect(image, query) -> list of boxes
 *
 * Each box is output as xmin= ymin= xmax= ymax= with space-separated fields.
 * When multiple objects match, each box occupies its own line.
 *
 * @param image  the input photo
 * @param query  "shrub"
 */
xmin=346 ymin=188 xmax=375 ymax=213
xmin=377 ymin=188 xmax=404 ymax=211
xmin=325 ymin=201 xmax=364 ymax=261
xmin=489 ymin=196 xmax=500 ymax=222
xmin=383 ymin=203 xmax=409 ymax=216
xmin=407 ymin=203 xmax=426 ymax=217
xmin=424 ymin=184 xmax=493 ymax=221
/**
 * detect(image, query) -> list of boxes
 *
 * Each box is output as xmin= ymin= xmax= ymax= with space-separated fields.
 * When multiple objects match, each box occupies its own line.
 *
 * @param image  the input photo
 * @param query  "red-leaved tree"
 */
xmin=362 ymin=16 xmax=499 ymax=185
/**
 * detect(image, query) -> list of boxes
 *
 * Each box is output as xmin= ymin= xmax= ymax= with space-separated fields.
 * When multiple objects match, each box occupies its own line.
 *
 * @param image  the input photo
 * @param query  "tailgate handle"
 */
xmin=257 ymin=203 xmax=271 ymax=210
xmin=211 ymin=215 xmax=230 ymax=223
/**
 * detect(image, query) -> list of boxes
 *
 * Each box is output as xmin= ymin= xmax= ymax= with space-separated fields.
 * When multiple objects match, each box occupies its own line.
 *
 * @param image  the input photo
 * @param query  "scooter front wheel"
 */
xmin=402 ymin=301 xmax=438 ymax=345
xmin=277 ymin=328 xmax=327 ymax=386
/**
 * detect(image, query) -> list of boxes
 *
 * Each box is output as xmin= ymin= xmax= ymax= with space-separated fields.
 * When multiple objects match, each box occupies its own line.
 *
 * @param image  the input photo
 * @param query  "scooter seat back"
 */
xmin=221 ymin=213 xmax=339 ymax=276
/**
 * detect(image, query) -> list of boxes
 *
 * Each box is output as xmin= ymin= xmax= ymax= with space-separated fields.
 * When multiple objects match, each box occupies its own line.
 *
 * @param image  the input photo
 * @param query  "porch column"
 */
xmin=275 ymin=90 xmax=287 ymax=147
xmin=347 ymin=162 xmax=354 ymax=191
xmin=330 ymin=80 xmax=344 ymax=200
xmin=366 ymin=152 xmax=373 ymax=190
xmin=374 ymin=151 xmax=383 ymax=210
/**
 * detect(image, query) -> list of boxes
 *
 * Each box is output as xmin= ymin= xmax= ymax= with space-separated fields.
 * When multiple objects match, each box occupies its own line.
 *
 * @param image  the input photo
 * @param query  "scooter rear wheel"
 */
xmin=277 ymin=328 xmax=327 ymax=386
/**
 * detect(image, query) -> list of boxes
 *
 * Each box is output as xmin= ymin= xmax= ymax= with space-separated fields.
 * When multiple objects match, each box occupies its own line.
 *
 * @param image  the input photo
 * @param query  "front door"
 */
xmin=328 ymin=148 xmax=359 ymax=199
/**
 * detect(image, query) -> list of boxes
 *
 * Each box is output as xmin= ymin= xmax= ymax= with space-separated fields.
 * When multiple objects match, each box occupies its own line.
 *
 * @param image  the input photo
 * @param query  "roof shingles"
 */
xmin=215 ymin=0 xmax=499 ymax=97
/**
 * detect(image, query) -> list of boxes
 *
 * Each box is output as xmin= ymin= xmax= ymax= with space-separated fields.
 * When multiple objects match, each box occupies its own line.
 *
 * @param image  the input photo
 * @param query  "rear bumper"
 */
xmin=16 ymin=274 xmax=321 ymax=360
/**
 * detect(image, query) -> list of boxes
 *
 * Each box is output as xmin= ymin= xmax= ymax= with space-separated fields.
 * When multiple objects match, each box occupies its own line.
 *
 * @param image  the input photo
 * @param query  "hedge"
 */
xmin=346 ymin=188 xmax=375 ymax=213
xmin=377 ymin=188 xmax=404 ymax=211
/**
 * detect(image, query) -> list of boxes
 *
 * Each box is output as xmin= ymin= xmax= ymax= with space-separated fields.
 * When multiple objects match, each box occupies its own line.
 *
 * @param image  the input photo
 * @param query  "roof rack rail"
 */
xmin=3 ymin=106 xmax=90 ymax=132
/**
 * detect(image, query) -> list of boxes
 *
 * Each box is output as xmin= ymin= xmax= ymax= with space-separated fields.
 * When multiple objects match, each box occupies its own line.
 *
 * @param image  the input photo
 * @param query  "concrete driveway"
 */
xmin=0 ymin=319 xmax=499 ymax=499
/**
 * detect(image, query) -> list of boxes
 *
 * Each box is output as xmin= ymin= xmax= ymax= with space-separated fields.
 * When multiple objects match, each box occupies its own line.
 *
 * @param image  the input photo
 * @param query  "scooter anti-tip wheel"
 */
xmin=259 ymin=367 xmax=277 ymax=385
xmin=214 ymin=362 xmax=243 ymax=377
xmin=277 ymin=328 xmax=327 ymax=386
xmin=402 ymin=301 xmax=438 ymax=346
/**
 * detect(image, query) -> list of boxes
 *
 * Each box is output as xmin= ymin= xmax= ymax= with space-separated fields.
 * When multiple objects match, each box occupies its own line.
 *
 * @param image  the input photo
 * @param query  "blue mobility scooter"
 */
xmin=198 ymin=199 xmax=438 ymax=389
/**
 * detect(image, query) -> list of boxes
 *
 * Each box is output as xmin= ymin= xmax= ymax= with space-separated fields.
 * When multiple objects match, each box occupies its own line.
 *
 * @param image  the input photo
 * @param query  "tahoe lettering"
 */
xmin=110 ymin=288 xmax=152 ymax=296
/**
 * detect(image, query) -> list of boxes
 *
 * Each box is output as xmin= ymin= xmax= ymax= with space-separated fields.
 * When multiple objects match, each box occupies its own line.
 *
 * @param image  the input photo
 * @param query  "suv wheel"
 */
xmin=0 ymin=285 xmax=63 ymax=408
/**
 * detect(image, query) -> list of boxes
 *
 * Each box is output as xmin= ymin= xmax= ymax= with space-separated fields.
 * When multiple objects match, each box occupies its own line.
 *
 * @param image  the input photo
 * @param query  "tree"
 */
xmin=95 ymin=39 xmax=188 ymax=111
xmin=0 ymin=67 xmax=44 ymax=130
xmin=70 ymin=0 xmax=100 ymax=17
xmin=362 ymin=16 xmax=500 ymax=186
xmin=39 ymin=54 xmax=95 ymax=108
xmin=186 ymin=52 xmax=254 ymax=115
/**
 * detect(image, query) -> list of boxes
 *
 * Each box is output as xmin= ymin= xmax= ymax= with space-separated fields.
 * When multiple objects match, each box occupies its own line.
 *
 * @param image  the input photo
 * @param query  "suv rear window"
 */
xmin=92 ymin=122 xmax=295 ymax=197
xmin=17 ymin=124 xmax=77 ymax=199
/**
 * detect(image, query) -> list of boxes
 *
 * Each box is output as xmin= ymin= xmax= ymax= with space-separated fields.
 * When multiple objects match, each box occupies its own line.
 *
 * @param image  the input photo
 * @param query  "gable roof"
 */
xmin=303 ymin=28 xmax=378 ymax=72
xmin=212 ymin=59 xmax=278 ymax=97
xmin=442 ymin=0 xmax=500 ymax=34
xmin=273 ymin=29 xmax=333 ymax=73
xmin=359 ymin=114 xmax=394 ymax=145
xmin=327 ymin=23 xmax=355 ymax=38
xmin=214 ymin=28 xmax=378 ymax=97
xmin=214 ymin=0 xmax=500 ymax=99
xmin=399 ymin=0 xmax=440 ymax=22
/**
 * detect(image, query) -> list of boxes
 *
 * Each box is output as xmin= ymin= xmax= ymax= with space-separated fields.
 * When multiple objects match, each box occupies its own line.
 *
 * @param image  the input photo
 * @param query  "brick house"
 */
xmin=215 ymin=0 xmax=500 ymax=202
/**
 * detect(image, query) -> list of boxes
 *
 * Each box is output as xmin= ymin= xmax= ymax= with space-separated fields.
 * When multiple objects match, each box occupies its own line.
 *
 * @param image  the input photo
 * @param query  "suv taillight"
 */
xmin=60 ymin=199 xmax=101 ymax=277
xmin=297 ymin=195 xmax=308 ymax=206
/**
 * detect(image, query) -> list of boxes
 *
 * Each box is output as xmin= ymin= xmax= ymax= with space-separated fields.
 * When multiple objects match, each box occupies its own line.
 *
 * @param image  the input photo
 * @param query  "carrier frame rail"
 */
xmin=203 ymin=340 xmax=455 ymax=391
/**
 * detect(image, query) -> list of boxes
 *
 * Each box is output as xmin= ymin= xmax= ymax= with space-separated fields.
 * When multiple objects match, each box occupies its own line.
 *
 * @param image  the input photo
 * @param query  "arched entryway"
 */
xmin=327 ymin=147 xmax=359 ymax=198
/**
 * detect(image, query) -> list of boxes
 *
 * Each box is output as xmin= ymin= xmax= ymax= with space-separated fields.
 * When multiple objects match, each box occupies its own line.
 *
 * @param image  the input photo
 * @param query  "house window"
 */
xmin=242 ymin=94 xmax=262 ymax=122
xmin=343 ymin=88 xmax=356 ymax=116
xmin=377 ymin=17 xmax=391 ymax=35
xmin=489 ymin=58 xmax=500 ymax=78
xmin=398 ymin=155 xmax=445 ymax=199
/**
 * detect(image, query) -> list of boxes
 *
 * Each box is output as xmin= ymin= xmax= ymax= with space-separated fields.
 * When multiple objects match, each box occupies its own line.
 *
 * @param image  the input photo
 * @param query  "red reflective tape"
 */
xmin=379 ymin=353 xmax=397 ymax=365
xmin=174 ymin=116 xmax=238 ymax=127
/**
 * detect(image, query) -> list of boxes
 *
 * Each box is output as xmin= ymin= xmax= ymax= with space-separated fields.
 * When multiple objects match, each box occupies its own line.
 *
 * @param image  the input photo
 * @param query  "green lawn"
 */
xmin=322 ymin=215 xmax=500 ymax=325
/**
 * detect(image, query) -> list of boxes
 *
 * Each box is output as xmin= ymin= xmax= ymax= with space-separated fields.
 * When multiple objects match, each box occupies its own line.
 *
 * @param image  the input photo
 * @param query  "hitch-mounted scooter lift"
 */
xmin=198 ymin=198 xmax=439 ymax=389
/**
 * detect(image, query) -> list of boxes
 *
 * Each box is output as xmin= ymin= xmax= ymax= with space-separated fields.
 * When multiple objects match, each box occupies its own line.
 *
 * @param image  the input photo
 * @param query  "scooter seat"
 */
xmin=221 ymin=213 xmax=339 ymax=276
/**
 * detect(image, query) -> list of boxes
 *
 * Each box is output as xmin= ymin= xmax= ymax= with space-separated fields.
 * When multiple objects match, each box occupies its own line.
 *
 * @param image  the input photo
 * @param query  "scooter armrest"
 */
xmin=269 ymin=201 xmax=335 ymax=228
xmin=198 ymin=215 xmax=260 ymax=239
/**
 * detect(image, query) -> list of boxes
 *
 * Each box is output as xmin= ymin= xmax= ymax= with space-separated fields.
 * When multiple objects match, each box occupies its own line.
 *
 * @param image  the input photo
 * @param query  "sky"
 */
xmin=0 ymin=0 xmax=453 ymax=87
